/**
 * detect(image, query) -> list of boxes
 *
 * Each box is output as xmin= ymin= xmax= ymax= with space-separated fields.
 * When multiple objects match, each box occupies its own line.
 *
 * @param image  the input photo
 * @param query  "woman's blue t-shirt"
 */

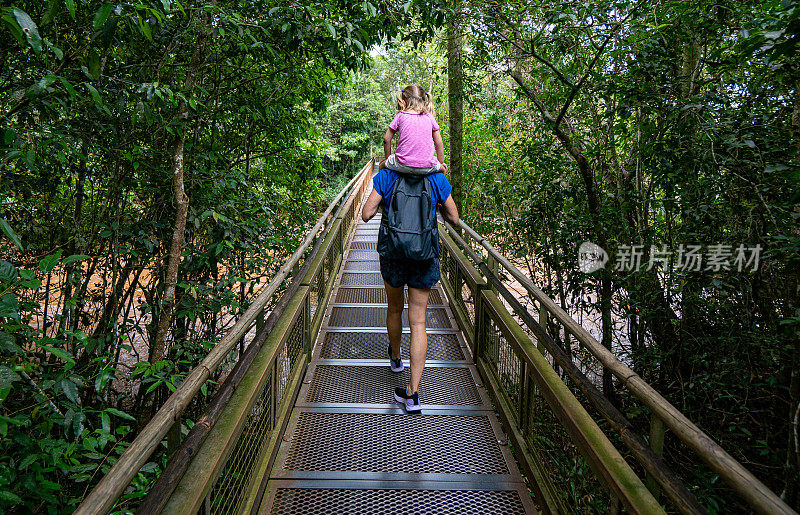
xmin=373 ymin=169 xmax=453 ymax=216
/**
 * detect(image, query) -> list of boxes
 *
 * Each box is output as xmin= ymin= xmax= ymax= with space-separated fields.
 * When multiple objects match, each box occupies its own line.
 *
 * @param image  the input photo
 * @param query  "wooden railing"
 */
xmin=77 ymin=160 xmax=793 ymax=514
xmin=439 ymin=220 xmax=795 ymax=515
xmin=76 ymin=159 xmax=373 ymax=515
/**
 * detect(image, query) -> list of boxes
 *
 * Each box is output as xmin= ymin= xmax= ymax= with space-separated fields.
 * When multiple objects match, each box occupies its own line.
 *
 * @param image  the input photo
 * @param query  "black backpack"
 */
xmin=377 ymin=173 xmax=439 ymax=261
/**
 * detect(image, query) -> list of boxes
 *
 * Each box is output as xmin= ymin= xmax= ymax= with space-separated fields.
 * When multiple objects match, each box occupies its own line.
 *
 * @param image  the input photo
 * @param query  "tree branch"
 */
xmin=554 ymin=24 xmax=618 ymax=129
xmin=495 ymin=26 xmax=575 ymax=88
xmin=552 ymin=2 xmax=645 ymax=130
xmin=509 ymin=69 xmax=600 ymax=221
xmin=509 ymin=70 xmax=585 ymax=161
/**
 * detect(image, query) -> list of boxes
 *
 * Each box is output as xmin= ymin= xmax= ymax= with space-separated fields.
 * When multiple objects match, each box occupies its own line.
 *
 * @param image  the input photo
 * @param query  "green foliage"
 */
xmin=444 ymin=0 xmax=800 ymax=510
xmin=10 ymin=0 xmax=796 ymax=510
xmin=0 ymin=256 xmax=150 ymax=510
xmin=0 ymin=0 xmax=443 ymax=510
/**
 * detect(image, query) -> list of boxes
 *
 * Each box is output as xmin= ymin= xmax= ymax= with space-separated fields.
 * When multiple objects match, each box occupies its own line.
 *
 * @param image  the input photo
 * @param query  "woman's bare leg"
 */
xmin=384 ymin=281 xmax=404 ymax=360
xmin=406 ymin=286 xmax=431 ymax=394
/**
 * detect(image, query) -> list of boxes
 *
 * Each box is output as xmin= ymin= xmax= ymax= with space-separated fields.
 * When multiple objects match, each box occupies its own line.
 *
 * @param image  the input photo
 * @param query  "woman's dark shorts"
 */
xmin=379 ymin=255 xmax=441 ymax=289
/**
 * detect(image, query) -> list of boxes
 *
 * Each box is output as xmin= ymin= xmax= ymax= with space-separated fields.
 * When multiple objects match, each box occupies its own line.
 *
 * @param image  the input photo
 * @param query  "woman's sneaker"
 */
xmin=387 ymin=345 xmax=403 ymax=373
xmin=394 ymin=387 xmax=421 ymax=413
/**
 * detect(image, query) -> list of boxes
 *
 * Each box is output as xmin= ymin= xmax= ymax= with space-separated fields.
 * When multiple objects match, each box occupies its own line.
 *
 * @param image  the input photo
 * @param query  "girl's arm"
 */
xmin=433 ymin=130 xmax=448 ymax=173
xmin=380 ymin=128 xmax=396 ymax=169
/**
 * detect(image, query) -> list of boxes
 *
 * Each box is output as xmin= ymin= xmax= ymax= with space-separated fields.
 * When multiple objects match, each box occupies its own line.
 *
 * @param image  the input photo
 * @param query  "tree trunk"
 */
xmin=58 ymin=148 xmax=87 ymax=338
xmin=147 ymin=16 xmax=211 ymax=366
xmin=91 ymin=259 xmax=135 ymax=340
xmin=447 ymin=2 xmax=464 ymax=214
xmin=148 ymin=136 xmax=190 ymax=366
xmin=599 ymin=271 xmax=617 ymax=405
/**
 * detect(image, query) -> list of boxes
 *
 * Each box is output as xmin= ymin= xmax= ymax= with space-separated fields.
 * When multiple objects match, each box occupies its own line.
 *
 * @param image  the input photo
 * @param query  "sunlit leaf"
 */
xmin=0 ymin=261 xmax=16 ymax=283
xmin=0 ymin=219 xmax=23 ymax=251
xmin=0 ymin=294 xmax=19 ymax=319
xmin=61 ymin=379 xmax=80 ymax=404
xmin=106 ymin=408 xmax=136 ymax=421
xmin=13 ymin=8 xmax=42 ymax=54
xmin=87 ymin=48 xmax=101 ymax=80
xmin=139 ymin=14 xmax=152 ymax=41
xmin=39 ymin=249 xmax=63 ymax=273
xmin=62 ymin=254 xmax=91 ymax=265
xmin=40 ymin=345 xmax=74 ymax=363
xmin=325 ymin=21 xmax=336 ymax=37
xmin=85 ymin=83 xmax=101 ymax=103
xmin=0 ymin=366 xmax=21 ymax=390
xmin=93 ymin=4 xmax=112 ymax=30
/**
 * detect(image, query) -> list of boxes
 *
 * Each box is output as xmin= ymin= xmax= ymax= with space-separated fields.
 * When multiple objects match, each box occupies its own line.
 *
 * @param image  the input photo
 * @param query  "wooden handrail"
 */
xmin=76 ymin=159 xmax=373 ymax=515
xmin=440 ymin=224 xmax=662 ymax=513
xmin=447 ymin=219 xmax=796 ymax=515
xmin=440 ymin=225 xmax=703 ymax=513
xmin=162 ymin=288 xmax=310 ymax=514
xmin=479 ymin=289 xmax=664 ymax=514
xmin=137 ymin=199 xmax=341 ymax=513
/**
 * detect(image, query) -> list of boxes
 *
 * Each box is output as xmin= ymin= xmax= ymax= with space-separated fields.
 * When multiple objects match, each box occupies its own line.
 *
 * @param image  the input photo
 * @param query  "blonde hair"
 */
xmin=395 ymin=84 xmax=435 ymax=117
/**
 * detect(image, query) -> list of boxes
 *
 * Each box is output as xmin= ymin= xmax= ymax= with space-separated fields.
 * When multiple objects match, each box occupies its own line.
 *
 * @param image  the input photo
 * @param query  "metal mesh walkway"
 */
xmin=259 ymin=183 xmax=536 ymax=513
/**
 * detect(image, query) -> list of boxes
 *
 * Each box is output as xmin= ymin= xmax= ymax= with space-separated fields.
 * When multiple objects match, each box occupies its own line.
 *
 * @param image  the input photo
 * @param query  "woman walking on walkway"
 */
xmin=361 ymin=85 xmax=459 ymax=413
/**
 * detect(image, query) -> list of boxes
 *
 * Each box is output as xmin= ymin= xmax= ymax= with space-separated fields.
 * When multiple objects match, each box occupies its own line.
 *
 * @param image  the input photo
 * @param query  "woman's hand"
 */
xmin=378 ymin=159 xmax=387 ymax=170
xmin=439 ymin=161 xmax=448 ymax=173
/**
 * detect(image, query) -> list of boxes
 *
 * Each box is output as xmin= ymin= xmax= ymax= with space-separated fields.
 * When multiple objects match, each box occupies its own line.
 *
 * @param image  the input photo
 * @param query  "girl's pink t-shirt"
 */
xmin=389 ymin=111 xmax=439 ymax=168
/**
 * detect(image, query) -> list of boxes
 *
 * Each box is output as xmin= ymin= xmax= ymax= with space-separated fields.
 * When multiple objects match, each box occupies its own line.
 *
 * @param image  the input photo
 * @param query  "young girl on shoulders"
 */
xmin=379 ymin=84 xmax=448 ymax=175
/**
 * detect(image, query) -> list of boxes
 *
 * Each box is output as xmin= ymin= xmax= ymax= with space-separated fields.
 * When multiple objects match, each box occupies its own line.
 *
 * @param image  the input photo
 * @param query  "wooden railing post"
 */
xmin=609 ymin=494 xmax=621 ymax=515
xmin=487 ymin=253 xmax=499 ymax=294
xmin=303 ymin=293 xmax=312 ymax=359
xmin=270 ymin=365 xmax=277 ymax=428
xmin=256 ymin=308 xmax=265 ymax=334
xmin=455 ymin=266 xmax=463 ymax=302
xmin=537 ymin=303 xmax=548 ymax=355
xmin=473 ymin=285 xmax=486 ymax=365
xmin=202 ymin=492 xmax=211 ymax=515
xmin=519 ymin=362 xmax=530 ymax=430
xmin=479 ymin=254 xmax=497 ymax=364
xmin=166 ymin=418 xmax=181 ymax=459
xmin=474 ymin=278 xmax=492 ymax=366
xmin=472 ymin=287 xmax=481 ymax=364
xmin=646 ymin=414 xmax=666 ymax=499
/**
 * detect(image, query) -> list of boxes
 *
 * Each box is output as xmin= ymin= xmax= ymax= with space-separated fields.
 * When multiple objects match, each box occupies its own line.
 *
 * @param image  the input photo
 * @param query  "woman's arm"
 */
xmin=362 ymin=189 xmax=383 ymax=222
xmin=432 ymin=130 xmax=448 ymax=173
xmin=439 ymin=194 xmax=459 ymax=225
xmin=379 ymin=128 xmax=396 ymax=169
